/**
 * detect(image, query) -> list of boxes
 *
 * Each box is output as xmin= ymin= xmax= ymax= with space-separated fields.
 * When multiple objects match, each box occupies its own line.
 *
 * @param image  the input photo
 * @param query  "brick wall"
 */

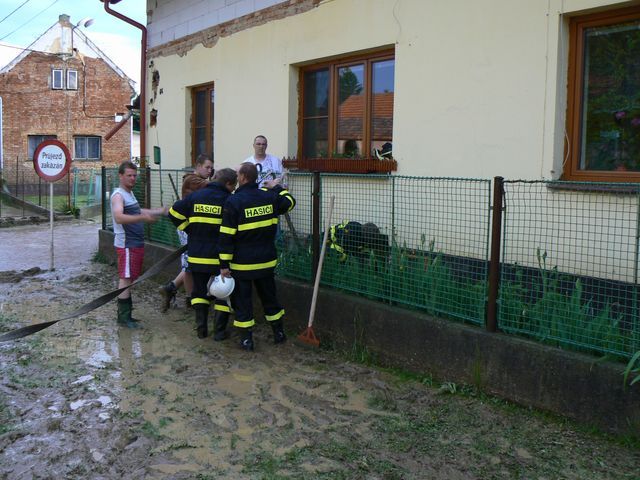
xmin=0 ymin=51 xmax=134 ymax=187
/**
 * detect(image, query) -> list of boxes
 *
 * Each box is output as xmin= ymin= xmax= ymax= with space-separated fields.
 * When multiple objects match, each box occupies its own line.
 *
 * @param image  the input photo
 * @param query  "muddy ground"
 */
xmin=0 ymin=221 xmax=639 ymax=479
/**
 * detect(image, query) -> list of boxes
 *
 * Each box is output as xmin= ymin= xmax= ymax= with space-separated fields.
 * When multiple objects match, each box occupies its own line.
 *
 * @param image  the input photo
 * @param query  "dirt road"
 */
xmin=0 ymin=221 xmax=638 ymax=479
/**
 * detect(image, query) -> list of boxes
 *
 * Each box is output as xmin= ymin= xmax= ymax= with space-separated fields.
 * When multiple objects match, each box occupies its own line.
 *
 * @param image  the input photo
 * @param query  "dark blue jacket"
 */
xmin=168 ymin=182 xmax=231 ymax=273
xmin=218 ymin=182 xmax=295 ymax=279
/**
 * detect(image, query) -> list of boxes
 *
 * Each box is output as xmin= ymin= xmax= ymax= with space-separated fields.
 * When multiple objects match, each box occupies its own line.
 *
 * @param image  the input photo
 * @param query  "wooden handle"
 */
xmin=308 ymin=195 xmax=335 ymax=328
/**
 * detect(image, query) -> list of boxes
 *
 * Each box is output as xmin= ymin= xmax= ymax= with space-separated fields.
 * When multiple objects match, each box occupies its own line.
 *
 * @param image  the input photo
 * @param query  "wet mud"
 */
xmin=1 ymin=222 xmax=639 ymax=479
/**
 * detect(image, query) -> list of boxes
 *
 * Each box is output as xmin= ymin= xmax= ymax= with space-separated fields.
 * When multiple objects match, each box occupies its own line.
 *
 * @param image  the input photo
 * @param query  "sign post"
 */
xmin=33 ymin=140 xmax=71 ymax=271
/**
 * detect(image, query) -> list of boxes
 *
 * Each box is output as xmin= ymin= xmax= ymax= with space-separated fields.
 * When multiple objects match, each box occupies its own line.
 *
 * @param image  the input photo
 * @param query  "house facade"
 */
xmin=142 ymin=0 xmax=640 ymax=281
xmin=0 ymin=14 xmax=136 ymax=186
xmin=144 ymin=0 xmax=639 ymax=181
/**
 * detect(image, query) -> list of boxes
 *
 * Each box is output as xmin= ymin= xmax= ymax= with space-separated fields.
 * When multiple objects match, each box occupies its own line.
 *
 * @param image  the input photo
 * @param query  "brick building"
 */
xmin=0 ymin=14 xmax=135 ymax=188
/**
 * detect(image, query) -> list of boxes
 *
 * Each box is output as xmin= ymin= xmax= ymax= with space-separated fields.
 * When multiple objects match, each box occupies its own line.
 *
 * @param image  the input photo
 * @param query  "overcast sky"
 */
xmin=0 ymin=0 xmax=145 ymax=90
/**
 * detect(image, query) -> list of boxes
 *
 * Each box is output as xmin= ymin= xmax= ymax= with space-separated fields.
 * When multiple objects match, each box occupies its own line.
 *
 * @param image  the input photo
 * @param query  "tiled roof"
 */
xmin=338 ymin=92 xmax=394 ymax=118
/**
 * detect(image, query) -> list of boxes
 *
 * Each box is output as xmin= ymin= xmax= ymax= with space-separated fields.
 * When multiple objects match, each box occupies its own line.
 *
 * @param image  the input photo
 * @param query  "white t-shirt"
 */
xmin=244 ymin=154 xmax=285 ymax=188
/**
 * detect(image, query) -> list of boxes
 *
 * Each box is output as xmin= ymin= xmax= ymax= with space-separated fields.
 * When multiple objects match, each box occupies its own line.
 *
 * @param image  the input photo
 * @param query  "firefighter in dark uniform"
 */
xmin=168 ymin=168 xmax=238 ymax=339
xmin=218 ymin=162 xmax=296 ymax=351
xmin=328 ymin=221 xmax=389 ymax=261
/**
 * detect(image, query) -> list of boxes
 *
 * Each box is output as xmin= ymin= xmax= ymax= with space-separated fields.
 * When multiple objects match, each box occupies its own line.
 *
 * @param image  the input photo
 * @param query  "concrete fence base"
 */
xmin=98 ymin=230 xmax=640 ymax=437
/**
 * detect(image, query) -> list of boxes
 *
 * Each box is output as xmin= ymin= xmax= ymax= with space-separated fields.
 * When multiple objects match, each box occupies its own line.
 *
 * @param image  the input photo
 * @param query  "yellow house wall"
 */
xmin=146 ymin=0 xmax=640 ymax=281
xmin=147 ymin=0 xmax=637 ymax=175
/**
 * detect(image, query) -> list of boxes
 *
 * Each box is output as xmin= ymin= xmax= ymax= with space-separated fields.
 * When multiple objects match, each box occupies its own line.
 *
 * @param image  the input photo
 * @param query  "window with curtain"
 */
xmin=565 ymin=6 xmax=640 ymax=181
xmin=27 ymin=135 xmax=56 ymax=159
xmin=74 ymin=136 xmax=101 ymax=160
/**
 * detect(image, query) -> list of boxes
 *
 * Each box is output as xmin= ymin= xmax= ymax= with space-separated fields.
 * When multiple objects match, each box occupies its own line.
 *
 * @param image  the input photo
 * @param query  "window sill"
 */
xmin=283 ymin=157 xmax=397 ymax=174
xmin=547 ymin=181 xmax=640 ymax=194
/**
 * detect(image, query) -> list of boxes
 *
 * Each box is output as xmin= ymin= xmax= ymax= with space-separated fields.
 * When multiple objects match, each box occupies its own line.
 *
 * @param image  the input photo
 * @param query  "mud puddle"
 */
xmin=1 ymin=256 xmax=639 ymax=479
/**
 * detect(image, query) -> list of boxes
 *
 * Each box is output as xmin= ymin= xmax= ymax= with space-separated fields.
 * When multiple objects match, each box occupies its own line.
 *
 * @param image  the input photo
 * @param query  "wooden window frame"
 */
xmin=190 ymin=82 xmax=215 ymax=166
xmin=564 ymin=5 xmax=640 ymax=182
xmin=298 ymin=49 xmax=394 ymax=162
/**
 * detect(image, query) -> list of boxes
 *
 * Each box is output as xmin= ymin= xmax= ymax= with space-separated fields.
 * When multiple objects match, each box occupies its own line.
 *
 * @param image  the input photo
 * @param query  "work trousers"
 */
xmin=191 ymin=270 xmax=229 ymax=312
xmin=231 ymin=275 xmax=284 ymax=329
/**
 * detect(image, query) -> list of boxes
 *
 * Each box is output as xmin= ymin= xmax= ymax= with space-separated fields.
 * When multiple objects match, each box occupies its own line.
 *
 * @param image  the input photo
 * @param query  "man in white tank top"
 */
xmin=111 ymin=160 xmax=167 ymax=328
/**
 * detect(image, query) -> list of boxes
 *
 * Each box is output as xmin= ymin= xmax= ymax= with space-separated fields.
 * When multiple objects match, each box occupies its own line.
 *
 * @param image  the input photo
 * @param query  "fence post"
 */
xmin=312 ymin=171 xmax=321 ymax=282
xmin=101 ymin=166 xmax=106 ymax=231
xmin=486 ymin=176 xmax=504 ymax=333
xmin=145 ymin=166 xmax=151 ymax=209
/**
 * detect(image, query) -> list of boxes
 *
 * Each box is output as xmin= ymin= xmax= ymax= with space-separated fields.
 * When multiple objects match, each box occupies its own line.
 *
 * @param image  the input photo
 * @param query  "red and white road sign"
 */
xmin=33 ymin=139 xmax=71 ymax=182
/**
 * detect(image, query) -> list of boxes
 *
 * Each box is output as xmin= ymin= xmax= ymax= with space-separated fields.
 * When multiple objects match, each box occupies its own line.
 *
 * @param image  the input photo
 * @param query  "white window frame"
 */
xmin=66 ymin=69 xmax=78 ymax=90
xmin=74 ymin=136 xmax=101 ymax=161
xmin=28 ymin=135 xmax=57 ymax=159
xmin=52 ymin=69 xmax=64 ymax=89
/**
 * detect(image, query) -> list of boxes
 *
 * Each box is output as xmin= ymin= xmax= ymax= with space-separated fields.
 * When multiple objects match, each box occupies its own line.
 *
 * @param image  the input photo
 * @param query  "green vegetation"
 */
xmin=91 ymin=250 xmax=111 ymax=264
xmin=500 ymin=248 xmax=640 ymax=358
xmin=278 ymin=239 xmax=640 ymax=360
xmin=0 ymin=397 xmax=12 ymax=435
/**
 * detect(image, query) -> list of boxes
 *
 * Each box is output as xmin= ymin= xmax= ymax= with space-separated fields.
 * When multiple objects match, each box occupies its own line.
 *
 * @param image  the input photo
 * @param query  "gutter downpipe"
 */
xmin=102 ymin=0 xmax=146 ymax=163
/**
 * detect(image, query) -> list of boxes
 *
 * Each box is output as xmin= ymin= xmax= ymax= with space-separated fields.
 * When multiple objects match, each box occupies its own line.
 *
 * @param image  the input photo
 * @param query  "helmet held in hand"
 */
xmin=209 ymin=275 xmax=235 ymax=299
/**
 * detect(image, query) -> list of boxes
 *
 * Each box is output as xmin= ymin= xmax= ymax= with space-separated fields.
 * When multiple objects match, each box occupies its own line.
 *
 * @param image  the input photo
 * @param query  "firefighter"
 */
xmin=168 ymin=168 xmax=238 ymax=339
xmin=328 ymin=221 xmax=389 ymax=261
xmin=218 ymin=162 xmax=296 ymax=351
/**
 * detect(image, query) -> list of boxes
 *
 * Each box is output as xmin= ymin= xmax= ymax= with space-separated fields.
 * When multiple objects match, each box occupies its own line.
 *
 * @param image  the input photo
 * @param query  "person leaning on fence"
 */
xmin=218 ymin=162 xmax=296 ymax=351
xmin=243 ymin=135 xmax=286 ymax=188
xmin=328 ymin=220 xmax=390 ymax=262
xmin=111 ymin=160 xmax=168 ymax=328
xmin=167 ymin=168 xmax=238 ymax=339
xmin=159 ymin=154 xmax=213 ymax=312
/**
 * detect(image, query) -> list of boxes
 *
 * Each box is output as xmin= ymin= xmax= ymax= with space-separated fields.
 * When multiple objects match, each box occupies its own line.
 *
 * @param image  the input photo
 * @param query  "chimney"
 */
xmin=59 ymin=14 xmax=71 ymax=26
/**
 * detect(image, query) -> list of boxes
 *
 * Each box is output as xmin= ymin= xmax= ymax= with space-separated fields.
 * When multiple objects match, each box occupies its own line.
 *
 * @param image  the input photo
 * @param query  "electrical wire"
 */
xmin=0 ymin=0 xmax=60 ymax=42
xmin=0 ymin=0 xmax=32 ymax=26
xmin=0 ymin=41 xmax=59 ymax=56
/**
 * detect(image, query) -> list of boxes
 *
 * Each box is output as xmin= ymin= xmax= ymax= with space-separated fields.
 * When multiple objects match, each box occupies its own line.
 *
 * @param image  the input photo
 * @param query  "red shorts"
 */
xmin=116 ymin=247 xmax=144 ymax=280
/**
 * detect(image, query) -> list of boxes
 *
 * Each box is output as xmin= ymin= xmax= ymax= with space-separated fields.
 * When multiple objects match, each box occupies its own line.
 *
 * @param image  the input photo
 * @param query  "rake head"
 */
xmin=297 ymin=326 xmax=320 ymax=347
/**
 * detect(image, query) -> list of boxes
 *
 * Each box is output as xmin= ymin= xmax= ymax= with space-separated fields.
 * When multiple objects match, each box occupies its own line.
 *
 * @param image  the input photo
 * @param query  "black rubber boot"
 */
xmin=240 ymin=329 xmax=254 ymax=351
xmin=271 ymin=320 xmax=286 ymax=344
xmin=117 ymin=298 xmax=140 ymax=329
xmin=185 ymin=297 xmax=193 ymax=310
xmin=159 ymin=281 xmax=177 ymax=312
xmin=213 ymin=311 xmax=229 ymax=341
xmin=194 ymin=304 xmax=208 ymax=339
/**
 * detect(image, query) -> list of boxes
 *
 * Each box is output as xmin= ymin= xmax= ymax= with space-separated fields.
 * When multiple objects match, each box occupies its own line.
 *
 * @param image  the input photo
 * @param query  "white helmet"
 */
xmin=209 ymin=275 xmax=235 ymax=299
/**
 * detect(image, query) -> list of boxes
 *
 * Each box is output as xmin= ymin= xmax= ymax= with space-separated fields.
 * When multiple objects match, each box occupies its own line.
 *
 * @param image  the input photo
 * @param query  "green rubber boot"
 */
xmin=117 ymin=298 xmax=140 ymax=329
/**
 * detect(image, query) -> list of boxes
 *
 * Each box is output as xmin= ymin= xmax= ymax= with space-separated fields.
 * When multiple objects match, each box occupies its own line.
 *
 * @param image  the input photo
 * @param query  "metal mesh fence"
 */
xmin=276 ymin=174 xmax=492 ymax=326
xmin=275 ymin=172 xmax=314 ymax=282
xmin=1 ymin=163 xmax=101 ymax=218
xmin=100 ymin=169 xmax=640 ymax=359
xmin=500 ymin=181 xmax=640 ymax=358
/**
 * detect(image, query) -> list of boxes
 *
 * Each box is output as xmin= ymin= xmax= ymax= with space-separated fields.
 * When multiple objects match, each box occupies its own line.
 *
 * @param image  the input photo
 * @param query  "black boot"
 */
xmin=117 ymin=298 xmax=140 ymax=329
xmin=213 ymin=311 xmax=229 ymax=341
xmin=271 ymin=320 xmax=286 ymax=344
xmin=240 ymin=329 xmax=254 ymax=351
xmin=194 ymin=304 xmax=209 ymax=339
xmin=159 ymin=281 xmax=177 ymax=312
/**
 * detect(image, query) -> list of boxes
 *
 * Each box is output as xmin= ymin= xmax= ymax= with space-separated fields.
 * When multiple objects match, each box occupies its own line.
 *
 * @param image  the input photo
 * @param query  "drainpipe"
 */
xmin=102 ymin=0 xmax=146 ymax=163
